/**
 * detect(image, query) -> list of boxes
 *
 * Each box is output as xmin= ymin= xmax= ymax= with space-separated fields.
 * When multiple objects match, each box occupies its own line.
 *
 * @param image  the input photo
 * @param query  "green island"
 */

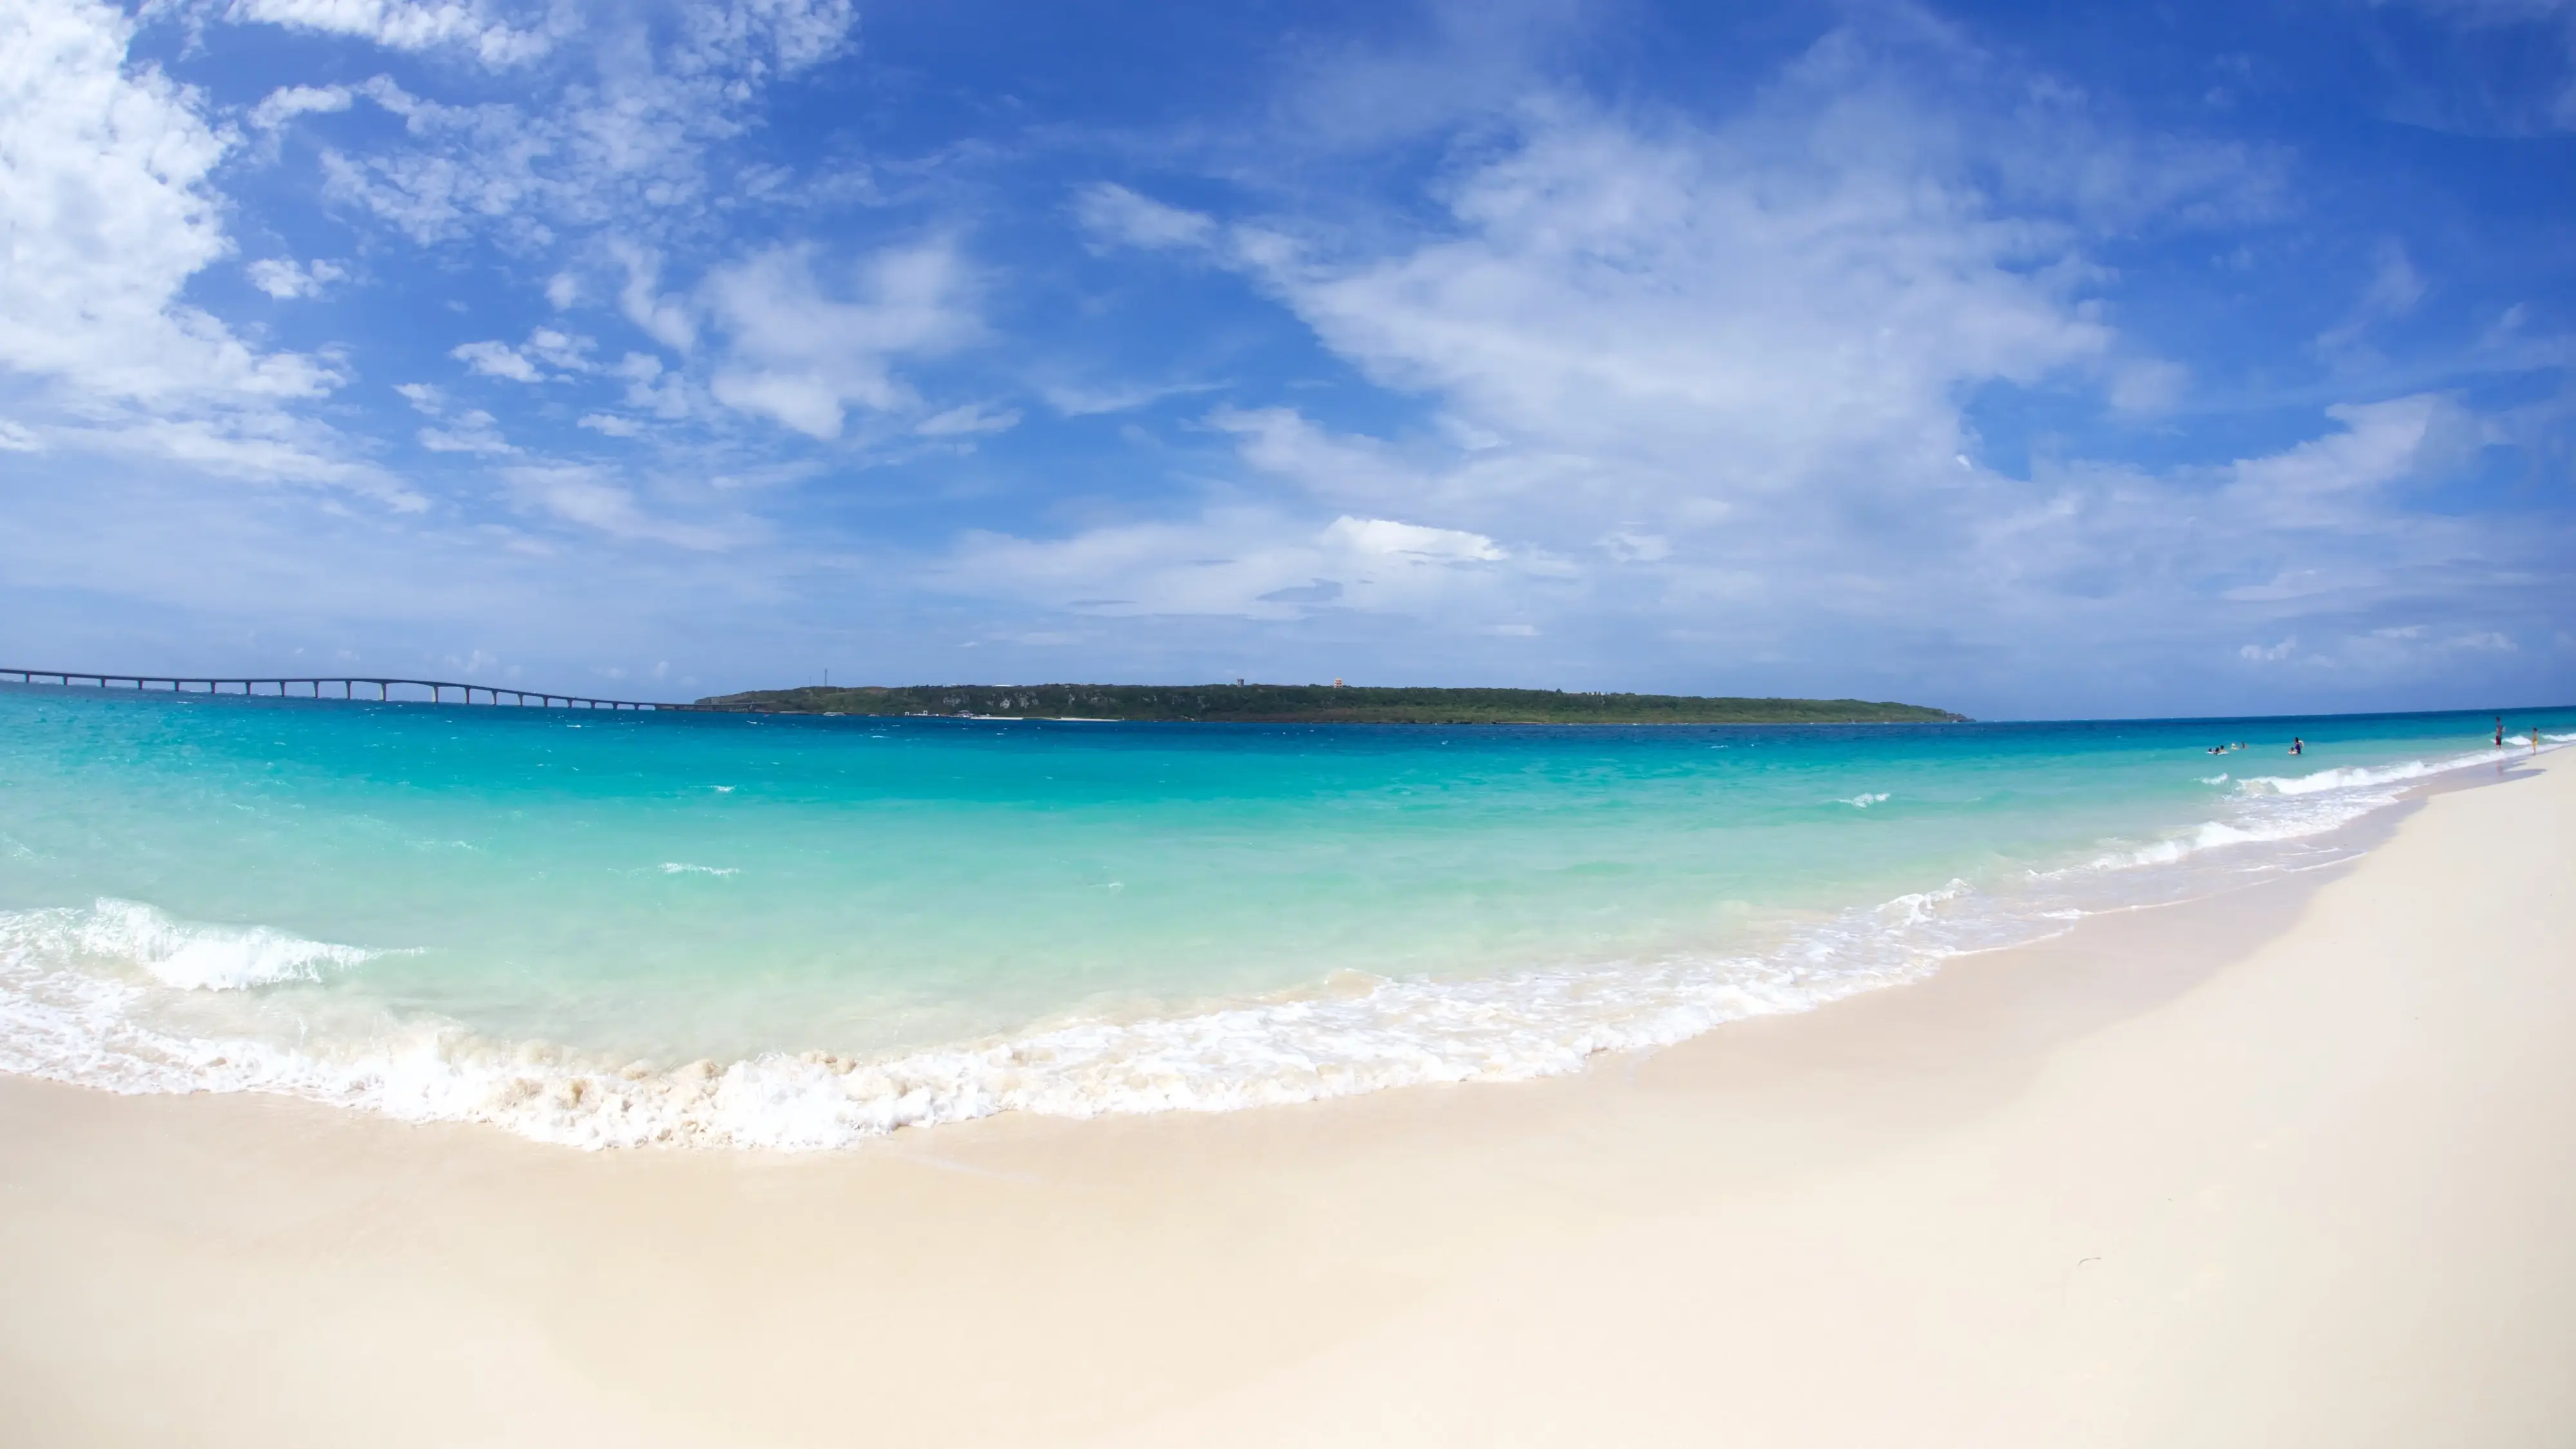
xmin=694 ymin=683 xmax=1967 ymax=725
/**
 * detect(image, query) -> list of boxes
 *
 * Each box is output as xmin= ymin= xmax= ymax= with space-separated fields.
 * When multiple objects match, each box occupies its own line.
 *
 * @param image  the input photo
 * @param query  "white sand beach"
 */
xmin=1 ymin=754 xmax=2568 ymax=1447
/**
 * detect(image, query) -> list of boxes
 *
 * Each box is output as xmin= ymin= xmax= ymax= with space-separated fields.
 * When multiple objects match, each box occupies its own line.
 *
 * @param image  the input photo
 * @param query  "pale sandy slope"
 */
xmin=0 ymin=757 xmax=2567 ymax=1448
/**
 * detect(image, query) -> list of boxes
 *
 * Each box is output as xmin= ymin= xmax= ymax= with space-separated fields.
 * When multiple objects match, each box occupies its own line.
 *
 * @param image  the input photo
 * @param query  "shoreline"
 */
xmin=2 ymin=753 xmax=2569 ymax=1444
xmin=8 ymin=739 xmax=2539 ymax=1150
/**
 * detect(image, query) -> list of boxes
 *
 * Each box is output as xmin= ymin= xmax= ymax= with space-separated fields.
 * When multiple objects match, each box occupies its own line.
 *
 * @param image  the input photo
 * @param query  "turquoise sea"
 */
xmin=1 ymin=686 xmax=2567 ymax=1148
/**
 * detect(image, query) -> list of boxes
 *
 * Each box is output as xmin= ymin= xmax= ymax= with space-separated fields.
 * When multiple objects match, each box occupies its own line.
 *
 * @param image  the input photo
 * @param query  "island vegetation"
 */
xmin=693 ymin=683 xmax=1967 ymax=725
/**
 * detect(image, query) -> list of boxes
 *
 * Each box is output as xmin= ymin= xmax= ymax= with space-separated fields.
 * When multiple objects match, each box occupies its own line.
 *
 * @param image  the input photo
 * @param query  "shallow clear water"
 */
xmin=1 ymin=686 xmax=2567 ymax=1147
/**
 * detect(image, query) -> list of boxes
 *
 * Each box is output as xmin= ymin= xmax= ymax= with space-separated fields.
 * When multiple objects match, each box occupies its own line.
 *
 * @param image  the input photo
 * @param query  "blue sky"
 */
xmin=3 ymin=0 xmax=2571 ymax=718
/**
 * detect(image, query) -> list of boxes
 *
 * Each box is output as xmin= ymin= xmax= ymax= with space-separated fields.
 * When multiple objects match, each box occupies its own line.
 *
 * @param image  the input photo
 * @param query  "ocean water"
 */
xmin=1 ymin=686 xmax=2567 ymax=1149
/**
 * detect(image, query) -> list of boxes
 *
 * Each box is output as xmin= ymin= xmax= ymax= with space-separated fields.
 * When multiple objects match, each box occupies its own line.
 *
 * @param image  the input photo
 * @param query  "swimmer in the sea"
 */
xmin=2289 ymin=737 xmax=2304 ymax=756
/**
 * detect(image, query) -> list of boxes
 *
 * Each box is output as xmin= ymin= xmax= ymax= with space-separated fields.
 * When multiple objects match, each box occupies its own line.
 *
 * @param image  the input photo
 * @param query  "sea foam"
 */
xmin=0 ymin=879 xmax=2007 ymax=1149
xmin=1 ymin=898 xmax=386 ymax=990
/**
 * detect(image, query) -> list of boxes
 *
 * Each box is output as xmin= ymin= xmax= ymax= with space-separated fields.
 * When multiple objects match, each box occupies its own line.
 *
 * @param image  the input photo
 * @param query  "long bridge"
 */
xmin=1 ymin=668 xmax=703 ymax=712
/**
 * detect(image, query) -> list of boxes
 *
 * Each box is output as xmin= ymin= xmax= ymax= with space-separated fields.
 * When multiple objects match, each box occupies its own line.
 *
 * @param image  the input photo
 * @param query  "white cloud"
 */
xmin=613 ymin=243 xmax=698 ymax=352
xmin=1074 ymin=183 xmax=1217 ymax=250
xmin=0 ymin=0 xmax=338 ymax=404
xmin=2224 ymin=393 xmax=2487 ymax=526
xmin=450 ymin=327 xmax=596 ymax=385
xmin=303 ymin=1 xmax=856 ymax=247
xmin=704 ymin=241 xmax=981 ymax=439
xmin=417 ymin=408 xmax=513 ymax=453
xmin=0 ymin=0 xmax=392 ymax=496
xmin=500 ymin=464 xmax=746 ymax=549
xmin=524 ymin=328 xmax=591 ymax=371
xmin=2107 ymin=357 xmax=2189 ymax=413
xmin=2447 ymin=630 xmax=2517 ymax=651
xmin=916 ymin=402 xmax=1021 ymax=437
xmin=942 ymin=510 xmax=1536 ymax=621
xmin=52 ymin=412 xmax=421 ymax=507
xmin=245 ymin=256 xmax=348 ymax=298
xmin=2240 ymin=637 xmax=2297 ymax=662
xmin=247 ymin=82 xmax=354 ymax=130
xmin=610 ymin=352 xmax=690 ymax=417
xmin=1230 ymin=98 xmax=2119 ymax=510
xmin=452 ymin=339 xmax=544 ymax=383
xmin=1041 ymin=380 xmax=1222 ymax=416
xmin=953 ymin=24 xmax=2353 ymax=676
xmin=225 ymin=0 xmax=554 ymax=66
xmin=1323 ymin=515 xmax=1504 ymax=562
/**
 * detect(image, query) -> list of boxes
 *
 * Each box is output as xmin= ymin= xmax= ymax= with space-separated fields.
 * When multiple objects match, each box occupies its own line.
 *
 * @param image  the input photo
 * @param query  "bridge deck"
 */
xmin=1 ymin=670 xmax=701 ymax=711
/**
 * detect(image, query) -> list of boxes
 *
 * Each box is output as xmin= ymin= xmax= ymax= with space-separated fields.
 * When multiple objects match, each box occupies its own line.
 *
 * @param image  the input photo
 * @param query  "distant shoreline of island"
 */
xmin=694 ymin=683 xmax=1969 ymax=725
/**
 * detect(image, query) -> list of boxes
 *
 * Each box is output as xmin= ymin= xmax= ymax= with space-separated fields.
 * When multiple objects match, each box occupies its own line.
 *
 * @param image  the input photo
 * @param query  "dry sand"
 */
xmin=1 ymin=755 xmax=2568 ymax=1447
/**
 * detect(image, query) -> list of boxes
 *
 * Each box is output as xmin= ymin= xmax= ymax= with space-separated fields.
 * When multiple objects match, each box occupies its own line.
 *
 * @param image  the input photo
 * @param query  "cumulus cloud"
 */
xmin=245 ymin=257 xmax=348 ymax=298
xmin=1 ymin=0 xmax=336 ymax=404
xmin=0 ymin=0 xmax=398 ymax=497
xmin=704 ymin=241 xmax=981 ymax=439
xmin=451 ymin=339 xmax=544 ymax=383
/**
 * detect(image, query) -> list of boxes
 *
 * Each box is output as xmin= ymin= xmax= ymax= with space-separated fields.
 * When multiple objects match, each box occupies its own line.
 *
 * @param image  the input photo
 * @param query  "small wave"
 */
xmin=0 ymin=875 xmax=2031 ymax=1150
xmin=0 ymin=898 xmax=386 ymax=990
xmin=659 ymin=862 xmax=739 ymax=876
xmin=2086 ymin=739 xmax=2561 ymax=873
xmin=1841 ymin=792 xmax=1891 ymax=808
xmin=2237 ymin=743 xmax=2545 ymax=798
xmin=2199 ymin=773 xmax=2228 ymax=785
xmin=2089 ymin=813 xmax=2355 ymax=870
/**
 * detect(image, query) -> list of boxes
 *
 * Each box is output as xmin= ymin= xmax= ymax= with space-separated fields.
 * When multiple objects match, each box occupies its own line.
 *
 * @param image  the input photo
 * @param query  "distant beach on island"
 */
xmin=693 ymin=681 xmax=1971 ymax=725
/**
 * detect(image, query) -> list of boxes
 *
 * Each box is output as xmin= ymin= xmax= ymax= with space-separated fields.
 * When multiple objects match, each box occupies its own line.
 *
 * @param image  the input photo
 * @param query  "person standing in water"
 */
xmin=2497 ymin=717 xmax=2506 ymax=748
xmin=2289 ymin=737 xmax=2304 ymax=756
